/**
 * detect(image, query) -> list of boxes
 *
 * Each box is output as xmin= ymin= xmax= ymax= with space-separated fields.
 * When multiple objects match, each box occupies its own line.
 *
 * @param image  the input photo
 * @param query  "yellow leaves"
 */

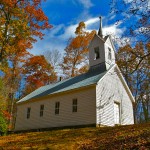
xmin=0 ymin=123 xmax=150 ymax=149
xmin=75 ymin=21 xmax=86 ymax=35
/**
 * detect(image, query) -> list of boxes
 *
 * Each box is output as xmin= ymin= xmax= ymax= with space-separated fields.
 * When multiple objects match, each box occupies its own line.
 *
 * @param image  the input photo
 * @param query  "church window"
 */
xmin=108 ymin=48 xmax=112 ymax=60
xmin=40 ymin=105 xmax=44 ymax=117
xmin=72 ymin=98 xmax=77 ymax=112
xmin=94 ymin=47 xmax=100 ymax=60
xmin=55 ymin=102 xmax=60 ymax=115
xmin=27 ymin=107 xmax=31 ymax=119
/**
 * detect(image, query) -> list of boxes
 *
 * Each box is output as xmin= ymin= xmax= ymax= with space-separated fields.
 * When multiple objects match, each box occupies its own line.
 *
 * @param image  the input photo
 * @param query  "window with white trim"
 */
xmin=72 ymin=98 xmax=77 ymax=112
xmin=55 ymin=102 xmax=60 ymax=115
xmin=40 ymin=105 xmax=44 ymax=117
xmin=27 ymin=107 xmax=31 ymax=119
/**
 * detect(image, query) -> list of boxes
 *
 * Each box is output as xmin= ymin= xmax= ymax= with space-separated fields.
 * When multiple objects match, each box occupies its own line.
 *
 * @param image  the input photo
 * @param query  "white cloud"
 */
xmin=58 ymin=24 xmax=77 ymax=40
xmin=123 ymin=0 xmax=133 ymax=3
xmin=85 ymin=17 xmax=99 ymax=26
xmin=77 ymin=0 xmax=94 ymax=8
xmin=103 ymin=23 xmax=124 ymax=37
xmin=31 ymin=17 xmax=124 ymax=55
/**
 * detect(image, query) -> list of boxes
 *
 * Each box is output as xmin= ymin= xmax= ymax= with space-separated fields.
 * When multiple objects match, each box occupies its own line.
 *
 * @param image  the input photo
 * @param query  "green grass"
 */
xmin=0 ymin=123 xmax=150 ymax=150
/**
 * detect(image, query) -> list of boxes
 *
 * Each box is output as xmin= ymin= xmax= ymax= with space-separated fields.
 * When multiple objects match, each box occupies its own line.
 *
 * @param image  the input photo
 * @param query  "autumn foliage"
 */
xmin=23 ymin=55 xmax=57 ymax=95
xmin=0 ymin=0 xmax=52 ymax=63
xmin=62 ymin=22 xmax=96 ymax=78
xmin=116 ymin=42 xmax=150 ymax=123
xmin=0 ymin=123 xmax=149 ymax=149
xmin=0 ymin=0 xmax=52 ymax=131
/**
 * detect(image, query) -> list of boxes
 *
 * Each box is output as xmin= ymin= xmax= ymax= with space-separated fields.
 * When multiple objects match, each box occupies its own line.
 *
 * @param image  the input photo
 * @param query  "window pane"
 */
xmin=73 ymin=106 xmax=77 ymax=112
xmin=40 ymin=111 xmax=43 ymax=117
xmin=94 ymin=47 xmax=100 ymax=60
xmin=40 ymin=105 xmax=44 ymax=111
xmin=27 ymin=107 xmax=31 ymax=119
xmin=40 ymin=105 xmax=44 ymax=117
xmin=55 ymin=102 xmax=60 ymax=115
xmin=73 ymin=99 xmax=77 ymax=105
xmin=72 ymin=99 xmax=77 ymax=112
xmin=108 ymin=48 xmax=112 ymax=60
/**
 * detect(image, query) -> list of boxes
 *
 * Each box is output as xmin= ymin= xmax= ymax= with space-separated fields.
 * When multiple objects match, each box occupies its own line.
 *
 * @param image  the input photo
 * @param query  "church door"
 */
xmin=114 ymin=102 xmax=120 ymax=124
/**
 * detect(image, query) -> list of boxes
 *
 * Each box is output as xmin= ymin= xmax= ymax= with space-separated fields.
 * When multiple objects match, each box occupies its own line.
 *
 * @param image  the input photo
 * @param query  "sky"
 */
xmin=30 ymin=0 xmax=130 ymax=55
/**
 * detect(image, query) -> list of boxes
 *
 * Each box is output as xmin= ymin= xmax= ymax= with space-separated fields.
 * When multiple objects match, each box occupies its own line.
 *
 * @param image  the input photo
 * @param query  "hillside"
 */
xmin=0 ymin=123 xmax=150 ymax=150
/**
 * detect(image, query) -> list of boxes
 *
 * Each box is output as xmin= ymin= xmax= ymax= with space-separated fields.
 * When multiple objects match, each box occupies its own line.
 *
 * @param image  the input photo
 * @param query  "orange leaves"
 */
xmin=23 ymin=55 xmax=57 ymax=94
xmin=62 ymin=22 xmax=95 ymax=78
xmin=0 ymin=0 xmax=52 ymax=63
xmin=2 ymin=110 xmax=11 ymax=120
xmin=75 ymin=22 xmax=86 ymax=35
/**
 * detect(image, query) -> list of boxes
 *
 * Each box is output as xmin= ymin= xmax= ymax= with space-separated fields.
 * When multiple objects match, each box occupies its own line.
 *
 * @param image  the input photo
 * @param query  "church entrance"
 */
xmin=114 ymin=102 xmax=120 ymax=125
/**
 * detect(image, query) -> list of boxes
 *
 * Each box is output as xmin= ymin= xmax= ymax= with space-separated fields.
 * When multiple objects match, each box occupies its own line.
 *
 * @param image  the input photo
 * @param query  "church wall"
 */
xmin=15 ymin=86 xmax=96 ymax=131
xmin=96 ymin=66 xmax=134 ymax=126
xmin=104 ymin=38 xmax=116 ymax=70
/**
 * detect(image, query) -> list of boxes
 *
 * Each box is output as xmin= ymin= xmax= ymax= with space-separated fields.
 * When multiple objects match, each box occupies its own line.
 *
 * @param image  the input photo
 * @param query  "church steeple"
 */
xmin=98 ymin=16 xmax=103 ymax=38
xmin=88 ymin=16 xmax=116 ymax=71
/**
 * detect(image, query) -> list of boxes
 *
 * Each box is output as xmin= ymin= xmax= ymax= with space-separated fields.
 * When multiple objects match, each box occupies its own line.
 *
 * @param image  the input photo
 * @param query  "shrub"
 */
xmin=0 ymin=113 xmax=7 ymax=136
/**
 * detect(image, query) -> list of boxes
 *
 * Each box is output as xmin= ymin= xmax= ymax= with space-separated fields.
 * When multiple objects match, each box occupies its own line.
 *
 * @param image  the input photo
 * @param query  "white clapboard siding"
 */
xmin=104 ymin=37 xmax=116 ymax=69
xmin=15 ymin=86 xmax=96 ymax=131
xmin=96 ymin=66 xmax=134 ymax=126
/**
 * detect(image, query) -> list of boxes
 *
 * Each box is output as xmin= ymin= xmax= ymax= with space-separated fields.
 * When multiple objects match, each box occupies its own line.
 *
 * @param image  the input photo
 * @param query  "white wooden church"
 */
xmin=15 ymin=17 xmax=134 ymax=131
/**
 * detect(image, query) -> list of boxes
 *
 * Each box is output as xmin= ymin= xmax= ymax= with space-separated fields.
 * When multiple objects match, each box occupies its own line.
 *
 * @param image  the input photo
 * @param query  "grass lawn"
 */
xmin=0 ymin=123 xmax=150 ymax=150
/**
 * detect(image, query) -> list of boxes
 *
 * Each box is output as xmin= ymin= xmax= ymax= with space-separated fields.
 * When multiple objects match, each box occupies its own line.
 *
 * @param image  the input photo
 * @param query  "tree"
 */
xmin=0 ymin=78 xmax=10 ymax=134
xmin=110 ymin=0 xmax=149 ymax=42
xmin=0 ymin=0 xmax=52 ymax=63
xmin=116 ymin=42 xmax=150 ymax=123
xmin=110 ymin=0 xmax=150 ymax=70
xmin=23 ymin=55 xmax=57 ymax=95
xmin=43 ymin=49 xmax=62 ymax=72
xmin=62 ymin=22 xmax=96 ymax=78
xmin=0 ymin=0 xmax=53 ymax=131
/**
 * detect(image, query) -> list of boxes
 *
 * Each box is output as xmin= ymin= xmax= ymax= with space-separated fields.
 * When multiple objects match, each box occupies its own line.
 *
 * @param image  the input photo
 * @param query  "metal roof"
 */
xmin=17 ymin=65 xmax=114 ymax=104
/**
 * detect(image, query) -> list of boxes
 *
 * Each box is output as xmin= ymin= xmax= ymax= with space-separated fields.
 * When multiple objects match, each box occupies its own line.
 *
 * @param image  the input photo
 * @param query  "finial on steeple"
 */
xmin=98 ymin=16 xmax=103 ymax=38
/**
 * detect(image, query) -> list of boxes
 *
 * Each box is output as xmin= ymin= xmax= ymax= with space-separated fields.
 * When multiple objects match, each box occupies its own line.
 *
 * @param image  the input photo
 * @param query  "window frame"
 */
xmin=55 ymin=102 xmax=60 ymax=115
xmin=27 ymin=107 xmax=31 ymax=119
xmin=94 ymin=47 xmax=100 ymax=60
xmin=40 ymin=104 xmax=44 ymax=117
xmin=72 ymin=98 xmax=78 ymax=113
xmin=108 ymin=48 xmax=112 ymax=60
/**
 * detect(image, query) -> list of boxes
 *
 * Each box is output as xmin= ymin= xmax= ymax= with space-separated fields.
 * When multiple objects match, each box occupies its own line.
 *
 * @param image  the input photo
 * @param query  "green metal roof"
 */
xmin=17 ymin=65 xmax=111 ymax=104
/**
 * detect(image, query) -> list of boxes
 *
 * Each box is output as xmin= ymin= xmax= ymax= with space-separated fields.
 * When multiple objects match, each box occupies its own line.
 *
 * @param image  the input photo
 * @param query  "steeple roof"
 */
xmin=98 ymin=16 xmax=103 ymax=38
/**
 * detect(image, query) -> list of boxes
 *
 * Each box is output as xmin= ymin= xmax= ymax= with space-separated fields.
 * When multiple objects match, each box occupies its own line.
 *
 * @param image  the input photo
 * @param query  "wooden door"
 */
xmin=114 ymin=102 xmax=120 ymax=125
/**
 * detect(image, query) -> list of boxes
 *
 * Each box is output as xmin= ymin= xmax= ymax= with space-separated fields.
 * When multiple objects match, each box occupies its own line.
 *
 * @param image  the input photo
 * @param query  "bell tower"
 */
xmin=88 ymin=16 xmax=116 ymax=71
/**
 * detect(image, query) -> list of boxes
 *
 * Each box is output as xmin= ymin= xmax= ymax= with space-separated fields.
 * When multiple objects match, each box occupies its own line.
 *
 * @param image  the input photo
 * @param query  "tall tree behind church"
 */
xmin=62 ymin=22 xmax=96 ymax=78
xmin=110 ymin=0 xmax=150 ymax=69
xmin=116 ymin=42 xmax=150 ymax=123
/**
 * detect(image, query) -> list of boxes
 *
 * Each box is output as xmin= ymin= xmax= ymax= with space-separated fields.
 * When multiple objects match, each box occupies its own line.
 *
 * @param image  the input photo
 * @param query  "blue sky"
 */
xmin=31 ymin=0 xmax=129 ymax=55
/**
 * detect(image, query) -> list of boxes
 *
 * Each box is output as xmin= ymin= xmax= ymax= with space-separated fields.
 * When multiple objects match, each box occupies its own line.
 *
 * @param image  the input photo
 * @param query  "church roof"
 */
xmin=17 ymin=65 xmax=114 ymax=104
